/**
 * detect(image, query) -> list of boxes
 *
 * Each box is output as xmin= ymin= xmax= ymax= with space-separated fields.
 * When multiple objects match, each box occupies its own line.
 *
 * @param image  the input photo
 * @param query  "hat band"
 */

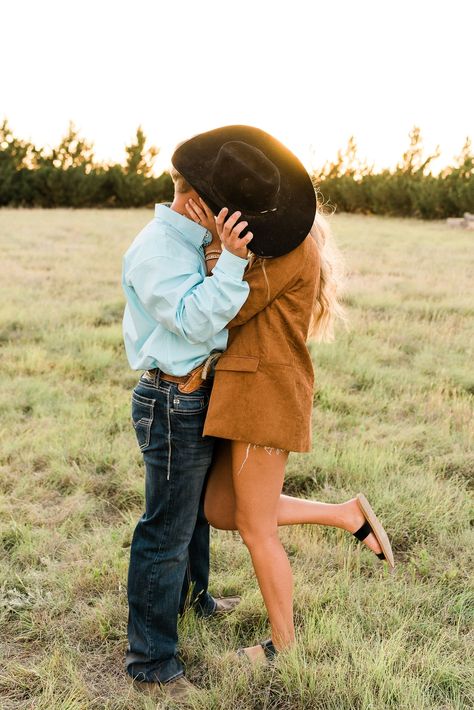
xmin=209 ymin=183 xmax=279 ymax=217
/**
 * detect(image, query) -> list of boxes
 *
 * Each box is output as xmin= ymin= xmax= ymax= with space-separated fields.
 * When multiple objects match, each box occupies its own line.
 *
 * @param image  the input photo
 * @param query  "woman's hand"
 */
xmin=215 ymin=207 xmax=253 ymax=259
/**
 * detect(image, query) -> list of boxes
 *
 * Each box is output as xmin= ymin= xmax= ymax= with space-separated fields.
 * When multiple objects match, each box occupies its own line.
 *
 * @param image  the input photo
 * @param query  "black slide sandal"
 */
xmin=353 ymin=493 xmax=395 ymax=569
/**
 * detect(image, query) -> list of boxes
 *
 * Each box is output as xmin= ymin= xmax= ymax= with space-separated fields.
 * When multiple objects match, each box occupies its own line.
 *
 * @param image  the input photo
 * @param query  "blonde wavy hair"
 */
xmin=248 ymin=199 xmax=347 ymax=343
xmin=306 ymin=204 xmax=348 ymax=342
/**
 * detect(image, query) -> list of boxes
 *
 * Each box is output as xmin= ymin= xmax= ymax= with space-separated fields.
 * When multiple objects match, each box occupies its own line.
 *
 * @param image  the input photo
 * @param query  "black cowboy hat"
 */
xmin=171 ymin=125 xmax=317 ymax=258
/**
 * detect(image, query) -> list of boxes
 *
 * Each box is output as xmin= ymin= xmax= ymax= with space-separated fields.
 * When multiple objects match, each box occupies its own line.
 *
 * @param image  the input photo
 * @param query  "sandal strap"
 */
xmin=260 ymin=638 xmax=277 ymax=660
xmin=353 ymin=519 xmax=372 ymax=542
xmin=353 ymin=518 xmax=387 ymax=562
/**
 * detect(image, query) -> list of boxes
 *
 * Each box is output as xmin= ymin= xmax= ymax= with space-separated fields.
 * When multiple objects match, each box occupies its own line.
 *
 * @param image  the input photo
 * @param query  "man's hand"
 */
xmin=185 ymin=197 xmax=253 ymax=260
xmin=185 ymin=197 xmax=220 ymax=244
xmin=216 ymin=207 xmax=253 ymax=259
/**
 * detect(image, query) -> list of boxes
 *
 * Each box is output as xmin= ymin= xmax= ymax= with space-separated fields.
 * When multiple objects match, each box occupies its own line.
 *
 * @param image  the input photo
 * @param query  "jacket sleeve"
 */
xmin=126 ymin=249 xmax=250 ymax=344
xmin=226 ymin=249 xmax=304 ymax=328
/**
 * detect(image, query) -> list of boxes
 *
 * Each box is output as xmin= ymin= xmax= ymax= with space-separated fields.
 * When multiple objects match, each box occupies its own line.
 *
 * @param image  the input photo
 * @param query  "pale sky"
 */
xmin=2 ymin=0 xmax=473 ymax=175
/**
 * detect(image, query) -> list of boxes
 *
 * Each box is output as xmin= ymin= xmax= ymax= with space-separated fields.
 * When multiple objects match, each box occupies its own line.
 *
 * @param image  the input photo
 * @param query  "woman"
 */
xmin=176 ymin=126 xmax=394 ymax=664
xmin=184 ymin=199 xmax=395 ymax=664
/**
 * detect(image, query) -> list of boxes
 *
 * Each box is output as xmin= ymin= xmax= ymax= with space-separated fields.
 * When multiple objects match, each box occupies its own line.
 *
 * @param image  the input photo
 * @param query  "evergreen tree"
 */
xmin=397 ymin=125 xmax=440 ymax=175
xmin=124 ymin=126 xmax=158 ymax=176
xmin=36 ymin=121 xmax=95 ymax=171
xmin=0 ymin=119 xmax=37 ymax=170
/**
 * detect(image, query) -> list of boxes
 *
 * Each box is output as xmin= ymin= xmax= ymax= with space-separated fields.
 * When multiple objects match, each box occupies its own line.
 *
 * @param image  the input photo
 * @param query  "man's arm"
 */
xmin=126 ymin=250 xmax=250 ymax=344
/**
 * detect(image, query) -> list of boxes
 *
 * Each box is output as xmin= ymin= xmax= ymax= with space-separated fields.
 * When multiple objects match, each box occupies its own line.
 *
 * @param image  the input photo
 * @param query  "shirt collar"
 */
xmin=154 ymin=203 xmax=212 ymax=249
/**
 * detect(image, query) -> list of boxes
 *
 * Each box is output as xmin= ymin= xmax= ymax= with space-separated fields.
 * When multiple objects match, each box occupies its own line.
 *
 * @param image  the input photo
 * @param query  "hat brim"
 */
xmin=171 ymin=125 xmax=316 ymax=258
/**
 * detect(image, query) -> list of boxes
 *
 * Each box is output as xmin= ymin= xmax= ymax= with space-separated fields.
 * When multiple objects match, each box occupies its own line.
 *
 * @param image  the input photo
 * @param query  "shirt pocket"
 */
xmin=131 ymin=391 xmax=156 ymax=451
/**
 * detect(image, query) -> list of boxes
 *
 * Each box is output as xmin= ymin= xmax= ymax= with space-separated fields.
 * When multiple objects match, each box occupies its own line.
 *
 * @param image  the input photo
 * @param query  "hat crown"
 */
xmin=210 ymin=141 xmax=280 ymax=214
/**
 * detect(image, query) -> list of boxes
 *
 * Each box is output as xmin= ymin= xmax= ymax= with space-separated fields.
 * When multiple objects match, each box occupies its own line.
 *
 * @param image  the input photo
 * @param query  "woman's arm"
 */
xmin=227 ymin=247 xmax=304 ymax=328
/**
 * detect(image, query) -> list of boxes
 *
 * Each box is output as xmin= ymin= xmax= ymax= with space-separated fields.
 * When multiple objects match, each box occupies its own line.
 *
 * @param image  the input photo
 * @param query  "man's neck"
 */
xmin=170 ymin=191 xmax=198 ymax=217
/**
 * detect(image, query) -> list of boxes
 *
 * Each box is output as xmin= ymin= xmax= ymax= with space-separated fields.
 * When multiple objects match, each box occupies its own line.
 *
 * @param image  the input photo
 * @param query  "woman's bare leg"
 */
xmin=204 ymin=439 xmax=382 ymax=555
xmin=230 ymin=441 xmax=293 ymax=657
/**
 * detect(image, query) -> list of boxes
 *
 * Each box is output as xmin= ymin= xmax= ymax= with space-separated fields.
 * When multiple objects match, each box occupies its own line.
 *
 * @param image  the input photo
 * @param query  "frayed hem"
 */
xmin=236 ymin=443 xmax=288 ymax=475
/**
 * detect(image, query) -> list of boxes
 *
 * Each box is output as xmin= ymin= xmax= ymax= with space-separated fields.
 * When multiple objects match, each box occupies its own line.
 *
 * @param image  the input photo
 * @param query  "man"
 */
xmin=122 ymin=148 xmax=253 ymax=702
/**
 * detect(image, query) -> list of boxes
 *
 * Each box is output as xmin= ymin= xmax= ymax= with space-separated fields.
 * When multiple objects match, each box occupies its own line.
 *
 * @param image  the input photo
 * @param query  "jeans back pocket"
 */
xmin=131 ymin=391 xmax=156 ymax=451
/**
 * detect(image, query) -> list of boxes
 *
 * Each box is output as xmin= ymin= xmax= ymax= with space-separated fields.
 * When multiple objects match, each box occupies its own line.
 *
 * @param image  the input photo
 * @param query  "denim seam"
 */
xmin=171 ymin=407 xmax=207 ymax=416
xmin=185 ymin=556 xmax=191 ymax=612
xmin=139 ymin=382 xmax=171 ymax=394
xmin=132 ymin=392 xmax=156 ymax=406
xmin=166 ymin=388 xmax=172 ymax=481
xmin=131 ymin=394 xmax=155 ymax=450
xmin=173 ymin=394 xmax=204 ymax=401
xmin=144 ymin=467 xmax=175 ymax=661
xmin=143 ymin=384 xmax=175 ymax=660
xmin=136 ymin=419 xmax=153 ymax=451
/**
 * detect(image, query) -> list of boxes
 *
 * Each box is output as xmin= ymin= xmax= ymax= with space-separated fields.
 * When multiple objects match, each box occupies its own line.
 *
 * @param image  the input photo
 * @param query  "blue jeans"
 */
xmin=125 ymin=370 xmax=217 ymax=683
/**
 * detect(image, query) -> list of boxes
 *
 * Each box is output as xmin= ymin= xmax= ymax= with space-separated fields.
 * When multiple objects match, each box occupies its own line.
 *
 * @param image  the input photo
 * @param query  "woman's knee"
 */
xmin=235 ymin=514 xmax=279 ymax=549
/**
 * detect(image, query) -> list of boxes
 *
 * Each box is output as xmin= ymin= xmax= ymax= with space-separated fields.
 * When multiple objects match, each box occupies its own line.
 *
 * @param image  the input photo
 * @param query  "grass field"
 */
xmin=0 ymin=208 xmax=473 ymax=709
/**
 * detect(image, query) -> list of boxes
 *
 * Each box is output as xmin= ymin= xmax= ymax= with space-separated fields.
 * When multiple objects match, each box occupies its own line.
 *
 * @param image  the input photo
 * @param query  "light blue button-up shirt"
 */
xmin=122 ymin=204 xmax=250 ymax=374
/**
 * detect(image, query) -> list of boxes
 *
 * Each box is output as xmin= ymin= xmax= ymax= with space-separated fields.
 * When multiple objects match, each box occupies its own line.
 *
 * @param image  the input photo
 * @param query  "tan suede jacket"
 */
xmin=203 ymin=234 xmax=320 ymax=452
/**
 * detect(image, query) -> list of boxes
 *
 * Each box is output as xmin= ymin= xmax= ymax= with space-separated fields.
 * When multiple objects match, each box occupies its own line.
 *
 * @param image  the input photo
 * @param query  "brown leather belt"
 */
xmin=145 ymin=352 xmax=222 ymax=394
xmin=155 ymin=371 xmax=191 ymax=385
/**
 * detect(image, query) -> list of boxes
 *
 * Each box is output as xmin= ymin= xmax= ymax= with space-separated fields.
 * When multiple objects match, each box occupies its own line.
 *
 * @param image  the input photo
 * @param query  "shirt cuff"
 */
xmin=202 ymin=229 xmax=213 ymax=247
xmin=212 ymin=248 xmax=249 ymax=279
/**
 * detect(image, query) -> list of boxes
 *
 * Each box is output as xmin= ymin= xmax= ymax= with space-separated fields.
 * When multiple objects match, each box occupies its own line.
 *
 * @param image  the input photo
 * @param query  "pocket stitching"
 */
xmin=171 ymin=394 xmax=208 ymax=416
xmin=132 ymin=392 xmax=156 ymax=406
xmin=131 ymin=393 xmax=155 ymax=450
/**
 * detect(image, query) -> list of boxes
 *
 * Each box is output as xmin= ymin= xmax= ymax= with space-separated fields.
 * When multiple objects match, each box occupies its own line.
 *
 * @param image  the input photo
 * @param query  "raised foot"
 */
xmin=344 ymin=497 xmax=383 ymax=556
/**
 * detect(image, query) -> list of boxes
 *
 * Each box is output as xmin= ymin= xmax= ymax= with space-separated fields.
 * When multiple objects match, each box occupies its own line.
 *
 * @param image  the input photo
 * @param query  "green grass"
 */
xmin=0 ymin=208 xmax=473 ymax=709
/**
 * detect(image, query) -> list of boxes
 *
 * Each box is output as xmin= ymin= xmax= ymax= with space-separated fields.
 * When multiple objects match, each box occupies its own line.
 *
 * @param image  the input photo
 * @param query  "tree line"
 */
xmin=0 ymin=120 xmax=472 ymax=218
xmin=0 ymin=121 xmax=172 ymax=209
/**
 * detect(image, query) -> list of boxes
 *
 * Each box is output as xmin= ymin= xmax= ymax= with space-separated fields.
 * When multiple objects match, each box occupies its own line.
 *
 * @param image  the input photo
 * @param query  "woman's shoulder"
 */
xmin=283 ymin=233 xmax=319 ymax=269
xmin=248 ymin=233 xmax=317 ymax=274
xmin=280 ymin=234 xmax=319 ymax=283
